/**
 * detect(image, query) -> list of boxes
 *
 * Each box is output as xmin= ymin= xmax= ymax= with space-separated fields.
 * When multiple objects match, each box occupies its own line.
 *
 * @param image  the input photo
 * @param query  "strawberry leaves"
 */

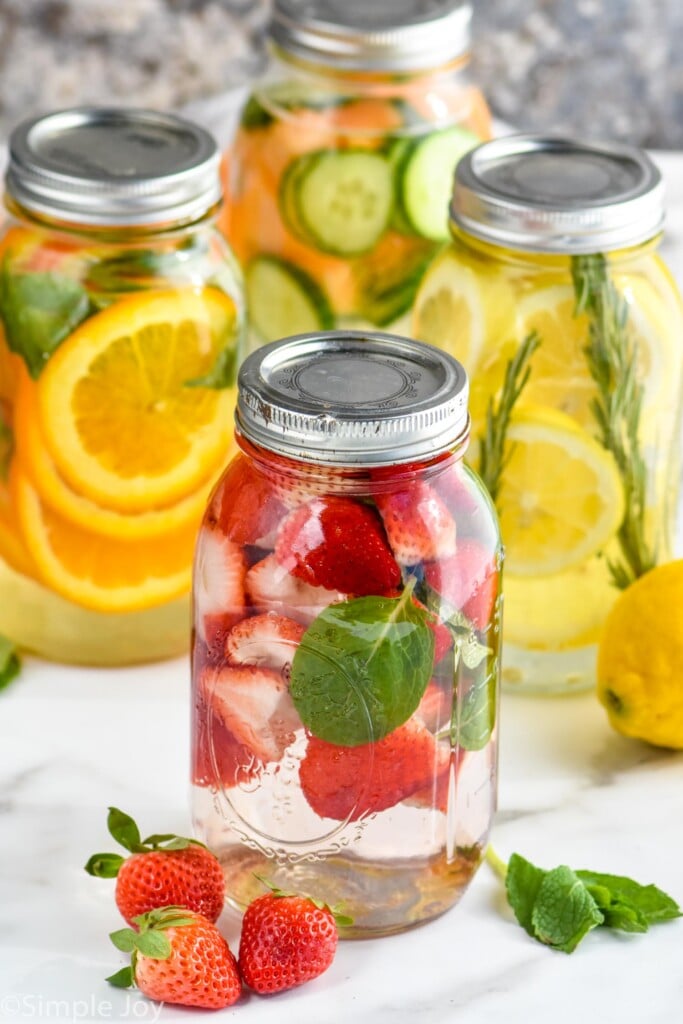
xmin=106 ymin=907 xmax=197 ymax=989
xmin=290 ymin=583 xmax=433 ymax=746
xmin=84 ymin=807 xmax=203 ymax=877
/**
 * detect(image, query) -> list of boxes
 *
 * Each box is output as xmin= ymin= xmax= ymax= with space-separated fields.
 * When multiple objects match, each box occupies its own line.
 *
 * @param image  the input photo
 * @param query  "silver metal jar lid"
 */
xmin=236 ymin=331 xmax=470 ymax=466
xmin=451 ymin=135 xmax=665 ymax=254
xmin=5 ymin=107 xmax=221 ymax=228
xmin=270 ymin=0 xmax=472 ymax=72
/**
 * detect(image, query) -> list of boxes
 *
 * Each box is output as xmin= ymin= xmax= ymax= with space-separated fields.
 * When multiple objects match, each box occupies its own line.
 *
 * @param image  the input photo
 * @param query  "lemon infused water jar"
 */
xmin=191 ymin=331 xmax=502 ymax=936
xmin=413 ymin=135 xmax=683 ymax=693
xmin=0 ymin=108 xmax=244 ymax=664
xmin=220 ymin=0 xmax=491 ymax=346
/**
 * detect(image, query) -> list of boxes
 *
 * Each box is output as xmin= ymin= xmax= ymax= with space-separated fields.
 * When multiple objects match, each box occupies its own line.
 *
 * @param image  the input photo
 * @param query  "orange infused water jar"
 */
xmin=191 ymin=331 xmax=502 ymax=937
xmin=220 ymin=0 xmax=491 ymax=346
xmin=413 ymin=135 xmax=683 ymax=693
xmin=0 ymin=108 xmax=245 ymax=664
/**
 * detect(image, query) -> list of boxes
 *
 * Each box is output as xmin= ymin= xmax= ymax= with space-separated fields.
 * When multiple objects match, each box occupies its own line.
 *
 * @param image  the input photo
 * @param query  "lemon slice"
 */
xmin=498 ymin=406 xmax=625 ymax=576
xmin=37 ymin=287 xmax=238 ymax=513
xmin=12 ymin=470 xmax=197 ymax=612
xmin=412 ymin=248 xmax=516 ymax=373
xmin=13 ymin=377 xmax=217 ymax=540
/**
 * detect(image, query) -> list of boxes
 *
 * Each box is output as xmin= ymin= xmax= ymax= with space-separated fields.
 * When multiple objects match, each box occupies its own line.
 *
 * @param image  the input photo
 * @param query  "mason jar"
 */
xmin=412 ymin=135 xmax=683 ymax=694
xmin=220 ymin=0 xmax=491 ymax=346
xmin=0 ymin=107 xmax=245 ymax=665
xmin=191 ymin=331 xmax=502 ymax=937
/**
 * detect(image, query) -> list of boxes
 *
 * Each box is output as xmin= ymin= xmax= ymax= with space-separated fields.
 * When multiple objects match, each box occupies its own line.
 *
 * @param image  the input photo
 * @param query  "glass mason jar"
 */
xmin=413 ymin=135 xmax=683 ymax=694
xmin=220 ymin=0 xmax=491 ymax=347
xmin=0 ymin=108 xmax=245 ymax=665
xmin=191 ymin=331 xmax=502 ymax=937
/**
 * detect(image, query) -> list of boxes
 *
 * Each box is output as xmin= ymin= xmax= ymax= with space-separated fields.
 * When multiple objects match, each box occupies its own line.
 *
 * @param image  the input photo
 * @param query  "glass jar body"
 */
xmin=191 ymin=438 xmax=502 ymax=937
xmin=0 ymin=206 xmax=245 ymax=665
xmin=220 ymin=48 xmax=491 ymax=347
xmin=413 ymin=229 xmax=683 ymax=693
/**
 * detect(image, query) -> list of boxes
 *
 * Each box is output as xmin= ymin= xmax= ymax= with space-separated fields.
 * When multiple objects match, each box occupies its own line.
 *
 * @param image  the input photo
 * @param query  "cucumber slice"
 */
xmin=284 ymin=150 xmax=394 ymax=257
xmin=246 ymin=256 xmax=334 ymax=342
xmin=354 ymin=239 xmax=441 ymax=327
xmin=399 ymin=127 xmax=480 ymax=242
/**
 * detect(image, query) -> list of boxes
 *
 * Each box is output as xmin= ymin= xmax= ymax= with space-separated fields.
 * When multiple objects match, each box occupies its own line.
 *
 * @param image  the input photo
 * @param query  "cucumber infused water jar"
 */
xmin=220 ymin=0 xmax=491 ymax=346
xmin=191 ymin=332 xmax=502 ymax=937
xmin=0 ymin=108 xmax=244 ymax=664
xmin=412 ymin=136 xmax=683 ymax=694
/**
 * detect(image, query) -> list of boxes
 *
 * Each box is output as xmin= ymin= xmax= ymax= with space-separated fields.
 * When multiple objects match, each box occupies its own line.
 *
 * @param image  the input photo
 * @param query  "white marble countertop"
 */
xmin=0 ymin=152 xmax=682 ymax=1023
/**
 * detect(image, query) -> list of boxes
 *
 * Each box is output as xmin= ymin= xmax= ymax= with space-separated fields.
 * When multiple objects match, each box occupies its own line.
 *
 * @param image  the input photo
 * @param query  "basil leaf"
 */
xmin=530 ymin=865 xmax=604 ymax=953
xmin=290 ymin=589 xmax=433 ymax=746
xmin=0 ymin=262 xmax=92 ymax=378
xmin=0 ymin=634 xmax=20 ymax=691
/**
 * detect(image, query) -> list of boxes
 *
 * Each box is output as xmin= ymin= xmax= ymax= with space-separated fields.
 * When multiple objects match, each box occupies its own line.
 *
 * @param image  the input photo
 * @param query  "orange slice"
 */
xmin=37 ymin=287 xmax=238 ymax=512
xmin=11 ymin=469 xmax=198 ymax=612
xmin=14 ymin=376 xmax=214 ymax=540
xmin=0 ymin=481 xmax=36 ymax=578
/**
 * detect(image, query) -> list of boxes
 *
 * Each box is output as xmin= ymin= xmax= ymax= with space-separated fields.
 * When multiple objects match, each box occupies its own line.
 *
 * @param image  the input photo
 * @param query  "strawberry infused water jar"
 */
xmin=191 ymin=331 xmax=502 ymax=937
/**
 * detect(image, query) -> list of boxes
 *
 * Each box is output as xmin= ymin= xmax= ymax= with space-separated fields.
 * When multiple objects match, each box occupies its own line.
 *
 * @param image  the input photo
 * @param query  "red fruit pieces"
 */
xmin=425 ymin=539 xmax=499 ymax=631
xmin=201 ymin=664 xmax=301 ymax=764
xmin=375 ymin=482 xmax=456 ymax=566
xmin=133 ymin=912 xmax=241 ymax=1009
xmin=238 ymin=892 xmax=338 ymax=994
xmin=246 ymin=553 xmax=347 ymax=624
xmin=415 ymin=680 xmax=452 ymax=733
xmin=299 ymin=718 xmax=451 ymax=822
xmin=212 ymin=456 xmax=287 ymax=548
xmin=115 ymin=846 xmax=226 ymax=927
xmin=194 ymin=529 xmax=246 ymax=650
xmin=192 ymin=703 xmax=258 ymax=789
xmin=275 ymin=496 xmax=401 ymax=595
xmin=225 ymin=612 xmax=305 ymax=673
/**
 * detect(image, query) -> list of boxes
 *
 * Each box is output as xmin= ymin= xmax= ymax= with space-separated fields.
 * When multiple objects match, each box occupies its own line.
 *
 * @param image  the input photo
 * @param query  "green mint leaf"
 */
xmin=0 ymin=634 xmax=21 ymax=691
xmin=290 ymin=588 xmax=433 ymax=746
xmin=460 ymin=633 xmax=492 ymax=670
xmin=109 ymin=928 xmax=138 ymax=953
xmin=0 ymin=263 xmax=91 ymax=378
xmin=530 ymin=866 xmax=604 ymax=953
xmin=106 ymin=966 xmax=135 ymax=989
xmin=505 ymin=853 xmax=548 ymax=938
xmin=576 ymin=870 xmax=681 ymax=927
xmin=84 ymin=852 xmax=125 ymax=877
xmin=456 ymin=655 xmax=499 ymax=753
xmin=135 ymin=931 xmax=172 ymax=960
xmin=186 ymin=342 xmax=237 ymax=390
xmin=584 ymin=888 xmax=648 ymax=934
xmin=107 ymin=807 xmax=143 ymax=853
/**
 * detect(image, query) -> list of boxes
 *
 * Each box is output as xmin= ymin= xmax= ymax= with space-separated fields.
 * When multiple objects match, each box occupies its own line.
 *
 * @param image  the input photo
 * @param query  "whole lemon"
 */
xmin=597 ymin=560 xmax=683 ymax=749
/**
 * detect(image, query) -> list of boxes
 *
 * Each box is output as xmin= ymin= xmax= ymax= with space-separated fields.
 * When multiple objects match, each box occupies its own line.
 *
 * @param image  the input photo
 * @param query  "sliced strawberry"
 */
xmin=200 ymin=664 xmax=301 ymax=764
xmin=425 ymin=539 xmax=499 ymax=631
xmin=225 ymin=612 xmax=305 ymax=673
xmin=211 ymin=456 xmax=287 ymax=549
xmin=246 ymin=554 xmax=348 ymax=625
xmin=192 ymin=702 xmax=258 ymax=789
xmin=299 ymin=717 xmax=451 ymax=822
xmin=375 ymin=482 xmax=456 ymax=566
xmin=267 ymin=457 xmax=344 ymax=510
xmin=415 ymin=679 xmax=452 ymax=733
xmin=194 ymin=528 xmax=246 ymax=652
xmin=275 ymin=496 xmax=400 ymax=595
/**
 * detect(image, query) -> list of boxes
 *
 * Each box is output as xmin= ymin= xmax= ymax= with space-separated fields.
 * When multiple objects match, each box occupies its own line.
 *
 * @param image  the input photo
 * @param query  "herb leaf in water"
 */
xmin=571 ymin=252 xmax=655 ymax=588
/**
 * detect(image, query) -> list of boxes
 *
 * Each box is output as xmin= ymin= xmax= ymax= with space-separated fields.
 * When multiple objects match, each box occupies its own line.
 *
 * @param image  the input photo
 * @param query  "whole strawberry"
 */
xmin=107 ymin=906 xmax=241 ymax=1009
xmin=85 ymin=808 xmax=225 ymax=925
xmin=239 ymin=882 xmax=345 ymax=994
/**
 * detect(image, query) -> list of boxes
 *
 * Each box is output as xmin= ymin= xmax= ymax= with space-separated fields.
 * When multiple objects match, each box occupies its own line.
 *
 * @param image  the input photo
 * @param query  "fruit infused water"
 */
xmin=191 ymin=332 xmax=502 ymax=937
xmin=413 ymin=136 xmax=683 ymax=693
xmin=220 ymin=0 xmax=491 ymax=346
xmin=0 ymin=108 xmax=244 ymax=664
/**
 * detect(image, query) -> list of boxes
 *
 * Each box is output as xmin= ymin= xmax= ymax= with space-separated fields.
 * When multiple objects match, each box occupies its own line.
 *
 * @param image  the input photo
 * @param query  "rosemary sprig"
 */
xmin=477 ymin=331 xmax=540 ymax=504
xmin=571 ymin=252 xmax=655 ymax=589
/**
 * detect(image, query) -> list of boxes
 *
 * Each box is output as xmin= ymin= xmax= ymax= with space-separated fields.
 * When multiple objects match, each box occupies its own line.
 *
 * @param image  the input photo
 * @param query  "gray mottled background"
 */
xmin=0 ymin=0 xmax=681 ymax=148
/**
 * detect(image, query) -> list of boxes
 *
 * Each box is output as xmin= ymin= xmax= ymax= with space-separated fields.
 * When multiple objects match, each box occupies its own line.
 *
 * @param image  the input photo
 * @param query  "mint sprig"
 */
xmin=290 ymin=580 xmax=433 ymax=747
xmin=84 ymin=807 xmax=205 ymax=877
xmin=487 ymin=847 xmax=680 ymax=953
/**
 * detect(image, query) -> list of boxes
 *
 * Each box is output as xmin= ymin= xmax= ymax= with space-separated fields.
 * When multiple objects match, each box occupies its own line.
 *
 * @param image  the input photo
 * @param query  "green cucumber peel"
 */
xmin=486 ymin=847 xmax=681 ymax=953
